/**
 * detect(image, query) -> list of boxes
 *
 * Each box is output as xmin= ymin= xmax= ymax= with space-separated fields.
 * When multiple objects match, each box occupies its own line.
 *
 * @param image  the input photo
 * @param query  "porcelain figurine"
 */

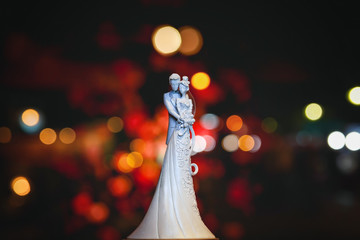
xmin=127 ymin=73 xmax=216 ymax=239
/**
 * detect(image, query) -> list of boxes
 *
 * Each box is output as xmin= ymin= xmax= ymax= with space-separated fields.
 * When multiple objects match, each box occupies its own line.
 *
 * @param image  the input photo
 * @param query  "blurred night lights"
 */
xmin=191 ymin=72 xmax=211 ymax=90
xmin=115 ymin=153 xmax=133 ymax=173
xmin=304 ymin=103 xmax=323 ymax=121
xmin=178 ymin=26 xmax=203 ymax=56
xmin=11 ymin=176 xmax=31 ymax=196
xmin=0 ymin=127 xmax=12 ymax=143
xmin=152 ymin=25 xmax=182 ymax=55
xmin=126 ymin=152 xmax=144 ymax=168
xmin=249 ymin=135 xmax=261 ymax=152
xmin=203 ymin=135 xmax=216 ymax=152
xmin=193 ymin=135 xmax=207 ymax=153
xmin=59 ymin=127 xmax=76 ymax=144
xmin=222 ymin=134 xmax=239 ymax=152
xmin=345 ymin=132 xmax=360 ymax=151
xmin=20 ymin=108 xmax=42 ymax=133
xmin=238 ymin=135 xmax=255 ymax=152
xmin=347 ymin=86 xmax=360 ymax=105
xmin=200 ymin=113 xmax=220 ymax=130
xmin=261 ymin=117 xmax=278 ymax=133
xmin=130 ymin=138 xmax=146 ymax=153
xmin=39 ymin=128 xmax=57 ymax=145
xmin=107 ymin=176 xmax=132 ymax=197
xmin=327 ymin=131 xmax=345 ymax=150
xmin=226 ymin=115 xmax=243 ymax=132
xmin=107 ymin=116 xmax=124 ymax=133
xmin=87 ymin=202 xmax=109 ymax=223
xmin=336 ymin=153 xmax=358 ymax=174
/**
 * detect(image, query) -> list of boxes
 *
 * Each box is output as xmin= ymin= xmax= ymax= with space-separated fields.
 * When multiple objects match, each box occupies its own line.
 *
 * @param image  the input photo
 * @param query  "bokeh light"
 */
xmin=0 ymin=126 xmax=12 ymax=143
xmin=152 ymin=25 xmax=181 ymax=55
xmin=59 ymin=127 xmax=76 ymax=144
xmin=249 ymin=135 xmax=261 ymax=153
xmin=107 ymin=176 xmax=132 ymax=197
xmin=327 ymin=131 xmax=345 ymax=150
xmin=261 ymin=117 xmax=278 ymax=133
xmin=336 ymin=153 xmax=358 ymax=174
xmin=130 ymin=138 xmax=146 ymax=153
xmin=347 ymin=86 xmax=360 ymax=105
xmin=39 ymin=128 xmax=57 ymax=145
xmin=11 ymin=176 xmax=31 ymax=196
xmin=114 ymin=152 xmax=133 ymax=173
xmin=178 ymin=26 xmax=203 ymax=56
xmin=203 ymin=135 xmax=216 ymax=152
xmin=87 ymin=202 xmax=109 ymax=223
xmin=200 ymin=113 xmax=220 ymax=130
xmin=107 ymin=116 xmax=124 ymax=133
xmin=126 ymin=152 xmax=143 ymax=168
xmin=304 ymin=103 xmax=323 ymax=121
xmin=238 ymin=135 xmax=255 ymax=152
xmin=345 ymin=132 xmax=360 ymax=151
xmin=193 ymin=135 xmax=207 ymax=153
xmin=222 ymin=134 xmax=239 ymax=152
xmin=21 ymin=108 xmax=39 ymax=126
xmin=226 ymin=115 xmax=243 ymax=132
xmin=191 ymin=72 xmax=211 ymax=90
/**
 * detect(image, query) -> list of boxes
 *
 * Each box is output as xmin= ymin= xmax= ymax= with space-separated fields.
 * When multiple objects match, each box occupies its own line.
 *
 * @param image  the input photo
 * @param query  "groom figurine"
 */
xmin=164 ymin=73 xmax=183 ymax=145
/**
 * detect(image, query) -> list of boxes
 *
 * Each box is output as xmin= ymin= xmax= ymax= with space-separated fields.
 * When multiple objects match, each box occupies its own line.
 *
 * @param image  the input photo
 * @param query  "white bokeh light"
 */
xmin=221 ymin=134 xmax=239 ymax=152
xmin=345 ymin=132 xmax=360 ymax=151
xmin=203 ymin=135 xmax=216 ymax=152
xmin=193 ymin=135 xmax=206 ymax=153
xmin=327 ymin=131 xmax=346 ymax=150
xmin=250 ymin=135 xmax=261 ymax=153
xmin=200 ymin=113 xmax=220 ymax=130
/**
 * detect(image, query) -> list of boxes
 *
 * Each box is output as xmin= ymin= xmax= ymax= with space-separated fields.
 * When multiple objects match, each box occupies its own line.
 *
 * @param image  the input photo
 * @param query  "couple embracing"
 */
xmin=127 ymin=73 xmax=215 ymax=240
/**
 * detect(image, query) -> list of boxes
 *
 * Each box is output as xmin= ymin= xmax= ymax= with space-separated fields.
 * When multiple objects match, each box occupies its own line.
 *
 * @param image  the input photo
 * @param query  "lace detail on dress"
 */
xmin=175 ymin=97 xmax=200 ymax=216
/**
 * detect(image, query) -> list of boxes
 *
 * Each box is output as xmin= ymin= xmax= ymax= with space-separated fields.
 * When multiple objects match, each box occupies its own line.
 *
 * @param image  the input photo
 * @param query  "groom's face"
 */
xmin=170 ymin=79 xmax=180 ymax=91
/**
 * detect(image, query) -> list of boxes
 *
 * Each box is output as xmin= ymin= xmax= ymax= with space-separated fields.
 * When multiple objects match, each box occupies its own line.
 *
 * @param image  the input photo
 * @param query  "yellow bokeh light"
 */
xmin=179 ymin=26 xmax=203 ymax=56
xmin=238 ymin=135 xmax=255 ymax=152
xmin=107 ymin=116 xmax=124 ymax=133
xmin=22 ymin=109 xmax=39 ymax=126
xmin=347 ymin=86 xmax=360 ymax=105
xmin=59 ymin=127 xmax=76 ymax=144
xmin=116 ymin=153 xmax=133 ymax=173
xmin=152 ymin=25 xmax=182 ymax=55
xmin=191 ymin=72 xmax=210 ymax=90
xmin=126 ymin=151 xmax=143 ymax=168
xmin=226 ymin=115 xmax=243 ymax=131
xmin=39 ymin=128 xmax=57 ymax=145
xmin=11 ymin=176 xmax=31 ymax=196
xmin=304 ymin=103 xmax=323 ymax=121
xmin=0 ymin=127 xmax=12 ymax=143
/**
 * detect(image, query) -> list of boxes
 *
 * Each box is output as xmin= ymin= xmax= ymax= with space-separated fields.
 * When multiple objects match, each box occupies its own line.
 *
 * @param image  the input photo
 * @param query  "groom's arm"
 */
xmin=163 ymin=93 xmax=181 ymax=121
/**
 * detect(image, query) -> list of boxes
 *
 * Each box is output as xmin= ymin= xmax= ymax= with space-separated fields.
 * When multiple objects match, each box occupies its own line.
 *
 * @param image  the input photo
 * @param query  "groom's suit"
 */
xmin=164 ymin=91 xmax=181 ymax=145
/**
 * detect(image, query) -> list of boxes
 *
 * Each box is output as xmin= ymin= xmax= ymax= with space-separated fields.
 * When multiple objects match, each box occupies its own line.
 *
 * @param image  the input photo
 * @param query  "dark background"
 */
xmin=1 ymin=1 xmax=360 ymax=239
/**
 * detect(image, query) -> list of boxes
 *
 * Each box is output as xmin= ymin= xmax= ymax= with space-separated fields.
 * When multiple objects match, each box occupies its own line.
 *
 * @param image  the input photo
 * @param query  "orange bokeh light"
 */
xmin=114 ymin=152 xmax=133 ymax=173
xmin=39 ymin=128 xmax=57 ymax=145
xmin=59 ymin=127 xmax=76 ymax=144
xmin=107 ymin=176 xmax=132 ymax=197
xmin=11 ymin=176 xmax=31 ymax=196
xmin=0 ymin=127 xmax=12 ymax=143
xmin=107 ymin=116 xmax=124 ymax=133
xmin=127 ymin=152 xmax=143 ymax=168
xmin=191 ymin=72 xmax=211 ymax=90
xmin=238 ymin=135 xmax=255 ymax=152
xmin=87 ymin=202 xmax=109 ymax=223
xmin=179 ymin=26 xmax=203 ymax=56
xmin=226 ymin=115 xmax=243 ymax=132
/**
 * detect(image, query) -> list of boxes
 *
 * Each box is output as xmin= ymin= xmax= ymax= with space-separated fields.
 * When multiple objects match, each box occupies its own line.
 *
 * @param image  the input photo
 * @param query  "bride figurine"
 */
xmin=127 ymin=74 xmax=216 ymax=239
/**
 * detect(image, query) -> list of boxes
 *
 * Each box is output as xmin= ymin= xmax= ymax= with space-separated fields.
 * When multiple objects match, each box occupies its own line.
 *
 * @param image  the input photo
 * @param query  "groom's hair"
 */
xmin=169 ymin=73 xmax=180 ymax=83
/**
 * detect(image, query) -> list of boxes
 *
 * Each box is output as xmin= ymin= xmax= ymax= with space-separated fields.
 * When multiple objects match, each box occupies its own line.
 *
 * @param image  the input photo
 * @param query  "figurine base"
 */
xmin=125 ymin=239 xmax=219 ymax=240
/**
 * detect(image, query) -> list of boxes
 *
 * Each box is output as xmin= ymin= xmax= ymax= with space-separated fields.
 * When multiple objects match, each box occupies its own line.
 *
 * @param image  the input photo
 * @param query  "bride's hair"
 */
xmin=180 ymin=76 xmax=190 ymax=91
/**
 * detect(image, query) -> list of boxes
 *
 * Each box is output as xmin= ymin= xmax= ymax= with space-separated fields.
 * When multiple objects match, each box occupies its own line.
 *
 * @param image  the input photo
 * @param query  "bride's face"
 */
xmin=179 ymin=84 xmax=187 ymax=95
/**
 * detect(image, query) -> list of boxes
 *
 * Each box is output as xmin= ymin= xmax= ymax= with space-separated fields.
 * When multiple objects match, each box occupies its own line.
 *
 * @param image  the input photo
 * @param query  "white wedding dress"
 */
xmin=128 ymin=98 xmax=215 ymax=239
